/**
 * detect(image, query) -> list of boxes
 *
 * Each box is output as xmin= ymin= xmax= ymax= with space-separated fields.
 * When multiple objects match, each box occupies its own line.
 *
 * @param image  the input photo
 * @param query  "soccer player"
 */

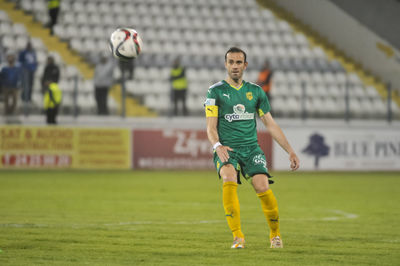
xmin=205 ymin=47 xmax=299 ymax=249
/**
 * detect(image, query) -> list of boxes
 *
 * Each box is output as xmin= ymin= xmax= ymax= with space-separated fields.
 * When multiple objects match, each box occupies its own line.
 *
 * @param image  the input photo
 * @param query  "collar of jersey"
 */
xmin=224 ymin=80 xmax=244 ymax=91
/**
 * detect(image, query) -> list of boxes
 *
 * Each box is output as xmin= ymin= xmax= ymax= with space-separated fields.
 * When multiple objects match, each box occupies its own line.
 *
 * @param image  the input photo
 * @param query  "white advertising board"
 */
xmin=274 ymin=126 xmax=400 ymax=171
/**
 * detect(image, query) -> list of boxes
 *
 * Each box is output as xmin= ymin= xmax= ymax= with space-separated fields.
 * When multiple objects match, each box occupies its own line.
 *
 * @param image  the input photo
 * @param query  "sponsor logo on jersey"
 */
xmin=233 ymin=104 xmax=245 ymax=114
xmin=224 ymin=104 xmax=254 ymax=122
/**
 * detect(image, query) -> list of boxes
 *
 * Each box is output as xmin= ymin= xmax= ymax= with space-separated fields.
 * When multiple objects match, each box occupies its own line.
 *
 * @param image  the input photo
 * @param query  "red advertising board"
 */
xmin=132 ymin=129 xmax=273 ymax=170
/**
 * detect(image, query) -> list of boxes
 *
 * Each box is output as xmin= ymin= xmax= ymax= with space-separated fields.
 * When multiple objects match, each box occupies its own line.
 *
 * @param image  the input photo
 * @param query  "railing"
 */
xmin=2 ymin=75 xmax=399 ymax=122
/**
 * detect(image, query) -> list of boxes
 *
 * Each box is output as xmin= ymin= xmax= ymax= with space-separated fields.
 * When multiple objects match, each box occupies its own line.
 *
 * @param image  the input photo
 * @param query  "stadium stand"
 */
xmin=1 ymin=0 xmax=398 ymax=119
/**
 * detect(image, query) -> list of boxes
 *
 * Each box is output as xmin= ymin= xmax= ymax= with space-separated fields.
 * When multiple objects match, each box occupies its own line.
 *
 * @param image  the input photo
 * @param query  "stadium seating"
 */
xmin=0 ymin=3 xmax=121 ymax=116
xmin=2 ymin=0 xmax=397 ymax=119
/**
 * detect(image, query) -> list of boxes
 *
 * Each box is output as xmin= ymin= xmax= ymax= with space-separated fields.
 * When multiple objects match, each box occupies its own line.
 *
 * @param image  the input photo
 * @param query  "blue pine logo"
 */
xmin=302 ymin=133 xmax=330 ymax=169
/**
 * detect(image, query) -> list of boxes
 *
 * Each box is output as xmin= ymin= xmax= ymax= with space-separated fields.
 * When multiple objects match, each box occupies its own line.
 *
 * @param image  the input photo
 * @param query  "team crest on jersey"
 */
xmin=225 ymin=104 xmax=254 ymax=122
xmin=246 ymin=92 xmax=253 ymax=101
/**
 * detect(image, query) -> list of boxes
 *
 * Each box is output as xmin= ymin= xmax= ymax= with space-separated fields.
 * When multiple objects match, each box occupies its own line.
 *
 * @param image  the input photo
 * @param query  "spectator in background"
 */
xmin=94 ymin=53 xmax=115 ymax=115
xmin=0 ymin=41 xmax=5 ymax=64
xmin=119 ymin=58 xmax=135 ymax=80
xmin=0 ymin=42 xmax=5 ymax=99
xmin=47 ymin=0 xmax=60 ymax=35
xmin=41 ymin=56 xmax=60 ymax=93
xmin=19 ymin=41 xmax=37 ymax=102
xmin=0 ymin=53 xmax=22 ymax=115
xmin=43 ymin=80 xmax=62 ymax=124
xmin=256 ymin=60 xmax=273 ymax=104
xmin=170 ymin=57 xmax=188 ymax=116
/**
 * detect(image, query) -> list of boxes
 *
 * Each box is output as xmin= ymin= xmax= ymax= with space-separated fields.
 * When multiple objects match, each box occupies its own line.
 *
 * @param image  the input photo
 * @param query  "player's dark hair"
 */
xmin=225 ymin=47 xmax=247 ymax=62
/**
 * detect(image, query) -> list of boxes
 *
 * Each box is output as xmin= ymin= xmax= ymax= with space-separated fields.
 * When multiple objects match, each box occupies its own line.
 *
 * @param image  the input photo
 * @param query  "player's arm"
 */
xmin=205 ymin=110 xmax=232 ymax=163
xmin=260 ymin=112 xmax=300 ymax=171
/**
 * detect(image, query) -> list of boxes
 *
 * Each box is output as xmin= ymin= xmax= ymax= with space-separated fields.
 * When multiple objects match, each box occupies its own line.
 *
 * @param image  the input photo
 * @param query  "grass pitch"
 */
xmin=0 ymin=170 xmax=399 ymax=265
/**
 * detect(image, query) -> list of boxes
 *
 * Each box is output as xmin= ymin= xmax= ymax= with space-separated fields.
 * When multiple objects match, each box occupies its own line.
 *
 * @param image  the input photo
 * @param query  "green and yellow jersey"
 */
xmin=205 ymin=80 xmax=270 ymax=148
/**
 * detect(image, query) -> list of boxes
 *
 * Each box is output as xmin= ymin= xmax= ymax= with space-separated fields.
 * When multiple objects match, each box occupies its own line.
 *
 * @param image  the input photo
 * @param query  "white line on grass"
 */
xmin=320 ymin=209 xmax=359 ymax=221
xmin=103 ymin=220 xmax=224 ymax=226
xmin=283 ymin=209 xmax=359 ymax=221
xmin=105 ymin=209 xmax=359 ymax=225
xmin=0 ymin=209 xmax=358 ymax=228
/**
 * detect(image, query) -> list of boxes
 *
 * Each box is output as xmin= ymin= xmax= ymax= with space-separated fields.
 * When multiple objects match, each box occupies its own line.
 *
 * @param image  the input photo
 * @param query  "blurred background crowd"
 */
xmin=1 ymin=0 xmax=399 ymax=124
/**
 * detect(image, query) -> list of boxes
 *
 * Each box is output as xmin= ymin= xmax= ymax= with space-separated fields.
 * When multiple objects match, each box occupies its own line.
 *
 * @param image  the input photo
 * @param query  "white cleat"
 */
xmin=270 ymin=236 xmax=283 ymax=248
xmin=231 ymin=237 xmax=245 ymax=249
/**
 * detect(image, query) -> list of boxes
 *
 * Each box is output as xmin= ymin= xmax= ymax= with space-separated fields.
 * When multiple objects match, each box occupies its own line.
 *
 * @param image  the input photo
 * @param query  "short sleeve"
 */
xmin=257 ymin=87 xmax=271 ymax=117
xmin=204 ymin=87 xmax=218 ymax=117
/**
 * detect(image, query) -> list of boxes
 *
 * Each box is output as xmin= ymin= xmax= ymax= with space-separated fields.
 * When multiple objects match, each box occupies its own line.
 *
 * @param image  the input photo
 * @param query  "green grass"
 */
xmin=0 ymin=170 xmax=399 ymax=265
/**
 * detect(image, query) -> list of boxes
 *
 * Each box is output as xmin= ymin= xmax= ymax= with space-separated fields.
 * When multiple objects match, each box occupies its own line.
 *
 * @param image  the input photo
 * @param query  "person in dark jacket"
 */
xmin=18 ymin=41 xmax=37 ymax=102
xmin=41 ymin=56 xmax=60 ymax=93
xmin=47 ymin=0 xmax=60 ymax=35
xmin=0 ymin=53 xmax=22 ymax=115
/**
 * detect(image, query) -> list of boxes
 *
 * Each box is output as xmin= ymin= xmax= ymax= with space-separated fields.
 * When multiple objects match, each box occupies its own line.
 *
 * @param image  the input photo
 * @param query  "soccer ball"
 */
xmin=109 ymin=28 xmax=143 ymax=60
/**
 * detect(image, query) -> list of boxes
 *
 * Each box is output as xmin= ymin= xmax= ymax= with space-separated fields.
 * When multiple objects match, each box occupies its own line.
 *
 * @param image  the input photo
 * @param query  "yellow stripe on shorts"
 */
xmin=205 ymin=105 xmax=218 ymax=117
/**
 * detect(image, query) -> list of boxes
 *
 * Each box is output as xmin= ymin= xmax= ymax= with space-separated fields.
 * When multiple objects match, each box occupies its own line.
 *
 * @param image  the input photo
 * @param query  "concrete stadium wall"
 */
xmin=273 ymin=0 xmax=400 ymax=91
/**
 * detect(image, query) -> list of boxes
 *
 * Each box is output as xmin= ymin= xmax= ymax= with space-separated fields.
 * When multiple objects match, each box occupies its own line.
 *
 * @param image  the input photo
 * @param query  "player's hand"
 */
xmin=289 ymin=152 xmax=300 ymax=171
xmin=216 ymin=145 xmax=233 ymax=163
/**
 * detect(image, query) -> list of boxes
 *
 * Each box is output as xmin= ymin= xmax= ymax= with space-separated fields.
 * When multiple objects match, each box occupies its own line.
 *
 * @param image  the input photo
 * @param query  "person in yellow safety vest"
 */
xmin=47 ymin=0 xmax=60 ymax=35
xmin=170 ymin=57 xmax=188 ymax=116
xmin=43 ymin=81 xmax=62 ymax=124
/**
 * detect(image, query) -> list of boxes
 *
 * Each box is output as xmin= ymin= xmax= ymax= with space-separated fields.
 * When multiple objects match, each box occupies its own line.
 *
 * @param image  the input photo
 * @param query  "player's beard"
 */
xmin=230 ymin=70 xmax=242 ymax=83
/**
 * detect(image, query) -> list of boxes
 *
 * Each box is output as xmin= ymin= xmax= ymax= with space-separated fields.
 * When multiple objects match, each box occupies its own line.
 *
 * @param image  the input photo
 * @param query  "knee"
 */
xmin=254 ymin=184 xmax=269 ymax=194
xmin=222 ymin=175 xmax=236 ymax=183
xmin=252 ymin=174 xmax=270 ymax=193
xmin=220 ymin=165 xmax=237 ymax=183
